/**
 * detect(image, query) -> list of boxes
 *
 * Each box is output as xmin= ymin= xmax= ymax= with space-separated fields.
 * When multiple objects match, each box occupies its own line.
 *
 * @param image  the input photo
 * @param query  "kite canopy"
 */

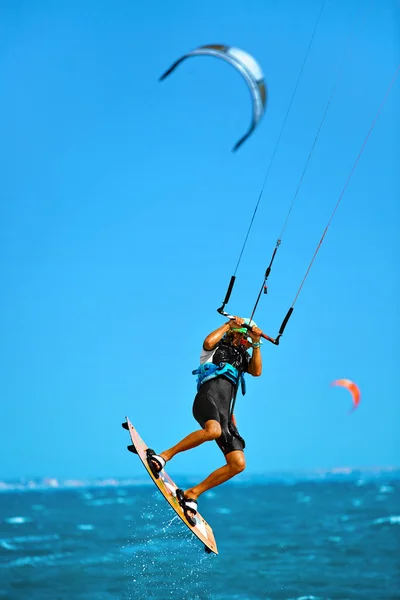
xmin=331 ymin=379 xmax=361 ymax=412
xmin=159 ymin=44 xmax=267 ymax=152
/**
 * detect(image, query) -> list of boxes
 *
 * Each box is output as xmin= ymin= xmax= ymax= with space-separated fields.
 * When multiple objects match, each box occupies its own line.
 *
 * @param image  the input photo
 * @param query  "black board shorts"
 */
xmin=192 ymin=377 xmax=245 ymax=455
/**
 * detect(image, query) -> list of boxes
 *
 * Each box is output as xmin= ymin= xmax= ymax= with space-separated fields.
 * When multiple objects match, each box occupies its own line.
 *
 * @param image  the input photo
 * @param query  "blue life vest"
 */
xmin=192 ymin=362 xmax=246 ymax=395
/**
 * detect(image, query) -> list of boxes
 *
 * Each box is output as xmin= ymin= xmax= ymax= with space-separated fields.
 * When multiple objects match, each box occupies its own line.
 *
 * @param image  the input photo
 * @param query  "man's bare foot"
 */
xmin=146 ymin=450 xmax=167 ymax=478
xmin=149 ymin=452 xmax=167 ymax=473
xmin=176 ymin=489 xmax=198 ymax=525
xmin=183 ymin=488 xmax=198 ymax=502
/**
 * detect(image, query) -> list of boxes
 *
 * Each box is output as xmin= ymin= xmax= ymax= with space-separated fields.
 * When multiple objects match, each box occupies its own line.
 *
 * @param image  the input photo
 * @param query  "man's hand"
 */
xmin=228 ymin=316 xmax=262 ymax=343
xmin=228 ymin=316 xmax=245 ymax=329
xmin=248 ymin=326 xmax=262 ymax=343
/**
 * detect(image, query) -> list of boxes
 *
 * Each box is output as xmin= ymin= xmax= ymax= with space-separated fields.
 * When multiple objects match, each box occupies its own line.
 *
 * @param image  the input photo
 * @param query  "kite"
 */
xmin=159 ymin=44 xmax=267 ymax=152
xmin=331 ymin=379 xmax=361 ymax=412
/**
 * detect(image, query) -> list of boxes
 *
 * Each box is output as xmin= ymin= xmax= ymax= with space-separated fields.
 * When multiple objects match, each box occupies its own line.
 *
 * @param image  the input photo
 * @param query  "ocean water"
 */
xmin=0 ymin=476 xmax=399 ymax=600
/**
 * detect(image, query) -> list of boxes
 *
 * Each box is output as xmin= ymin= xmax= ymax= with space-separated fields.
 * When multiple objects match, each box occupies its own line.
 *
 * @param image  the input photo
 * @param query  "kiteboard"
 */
xmin=122 ymin=416 xmax=218 ymax=555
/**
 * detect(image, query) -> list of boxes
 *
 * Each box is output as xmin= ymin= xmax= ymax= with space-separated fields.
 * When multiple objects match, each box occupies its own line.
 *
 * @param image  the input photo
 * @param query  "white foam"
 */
xmin=372 ymin=515 xmax=400 ymax=526
xmin=77 ymin=524 xmax=94 ymax=531
xmin=355 ymin=478 xmax=366 ymax=487
xmin=216 ymin=507 xmax=231 ymax=515
xmin=289 ymin=596 xmax=322 ymax=600
xmin=351 ymin=498 xmax=362 ymax=507
xmin=81 ymin=492 xmax=94 ymax=500
xmin=296 ymin=493 xmax=312 ymax=504
xmin=4 ymin=516 xmax=33 ymax=525
xmin=204 ymin=490 xmax=216 ymax=499
xmin=2 ymin=534 xmax=59 ymax=544
xmin=328 ymin=536 xmax=342 ymax=543
xmin=6 ymin=552 xmax=72 ymax=568
xmin=86 ymin=497 xmax=123 ymax=507
xmin=0 ymin=540 xmax=16 ymax=550
xmin=379 ymin=485 xmax=394 ymax=494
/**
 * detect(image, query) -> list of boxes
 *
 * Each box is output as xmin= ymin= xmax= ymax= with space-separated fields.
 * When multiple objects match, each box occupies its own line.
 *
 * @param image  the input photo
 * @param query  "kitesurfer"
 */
xmin=146 ymin=316 xmax=262 ymax=525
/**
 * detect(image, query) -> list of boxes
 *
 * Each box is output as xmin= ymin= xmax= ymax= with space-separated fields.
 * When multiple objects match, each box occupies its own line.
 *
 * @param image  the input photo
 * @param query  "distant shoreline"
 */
xmin=1 ymin=466 xmax=399 ymax=492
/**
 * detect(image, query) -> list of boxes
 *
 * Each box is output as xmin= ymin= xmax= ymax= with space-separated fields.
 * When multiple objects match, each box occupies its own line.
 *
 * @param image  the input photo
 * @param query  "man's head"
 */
xmin=229 ymin=318 xmax=258 ymax=347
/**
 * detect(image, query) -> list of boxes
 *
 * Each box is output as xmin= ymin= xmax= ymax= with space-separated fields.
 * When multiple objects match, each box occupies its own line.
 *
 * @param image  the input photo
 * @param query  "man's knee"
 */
xmin=228 ymin=452 xmax=246 ymax=474
xmin=203 ymin=420 xmax=222 ymax=441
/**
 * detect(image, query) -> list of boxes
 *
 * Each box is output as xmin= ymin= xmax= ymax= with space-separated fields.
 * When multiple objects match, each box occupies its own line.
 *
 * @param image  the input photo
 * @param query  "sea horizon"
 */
xmin=1 ymin=465 xmax=399 ymax=493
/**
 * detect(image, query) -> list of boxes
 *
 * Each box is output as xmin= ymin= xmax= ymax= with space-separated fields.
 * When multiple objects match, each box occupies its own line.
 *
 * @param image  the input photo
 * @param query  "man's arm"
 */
xmin=203 ymin=316 xmax=244 ymax=350
xmin=248 ymin=326 xmax=262 ymax=376
xmin=248 ymin=345 xmax=262 ymax=376
xmin=203 ymin=322 xmax=231 ymax=351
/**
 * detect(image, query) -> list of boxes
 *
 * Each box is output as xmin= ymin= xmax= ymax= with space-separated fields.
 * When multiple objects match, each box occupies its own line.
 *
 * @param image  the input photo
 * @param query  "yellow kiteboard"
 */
xmin=122 ymin=417 xmax=218 ymax=555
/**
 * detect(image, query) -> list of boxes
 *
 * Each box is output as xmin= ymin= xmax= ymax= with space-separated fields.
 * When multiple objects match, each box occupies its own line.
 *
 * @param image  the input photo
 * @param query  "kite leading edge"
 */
xmin=159 ymin=43 xmax=267 ymax=152
xmin=331 ymin=379 xmax=361 ymax=412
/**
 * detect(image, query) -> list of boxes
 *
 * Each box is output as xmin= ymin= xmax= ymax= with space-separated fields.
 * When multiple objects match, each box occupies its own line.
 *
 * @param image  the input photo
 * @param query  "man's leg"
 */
xmin=183 ymin=450 xmax=245 ymax=502
xmin=153 ymin=420 xmax=222 ymax=466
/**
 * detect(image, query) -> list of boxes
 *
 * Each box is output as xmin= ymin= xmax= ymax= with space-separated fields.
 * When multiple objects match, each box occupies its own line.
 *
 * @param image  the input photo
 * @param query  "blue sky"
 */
xmin=0 ymin=0 xmax=398 ymax=480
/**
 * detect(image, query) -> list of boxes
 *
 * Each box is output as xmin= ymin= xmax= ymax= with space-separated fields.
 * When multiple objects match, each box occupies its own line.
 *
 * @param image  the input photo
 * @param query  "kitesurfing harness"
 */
xmin=192 ymin=343 xmax=248 ymax=448
xmin=192 ymin=362 xmax=246 ymax=396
